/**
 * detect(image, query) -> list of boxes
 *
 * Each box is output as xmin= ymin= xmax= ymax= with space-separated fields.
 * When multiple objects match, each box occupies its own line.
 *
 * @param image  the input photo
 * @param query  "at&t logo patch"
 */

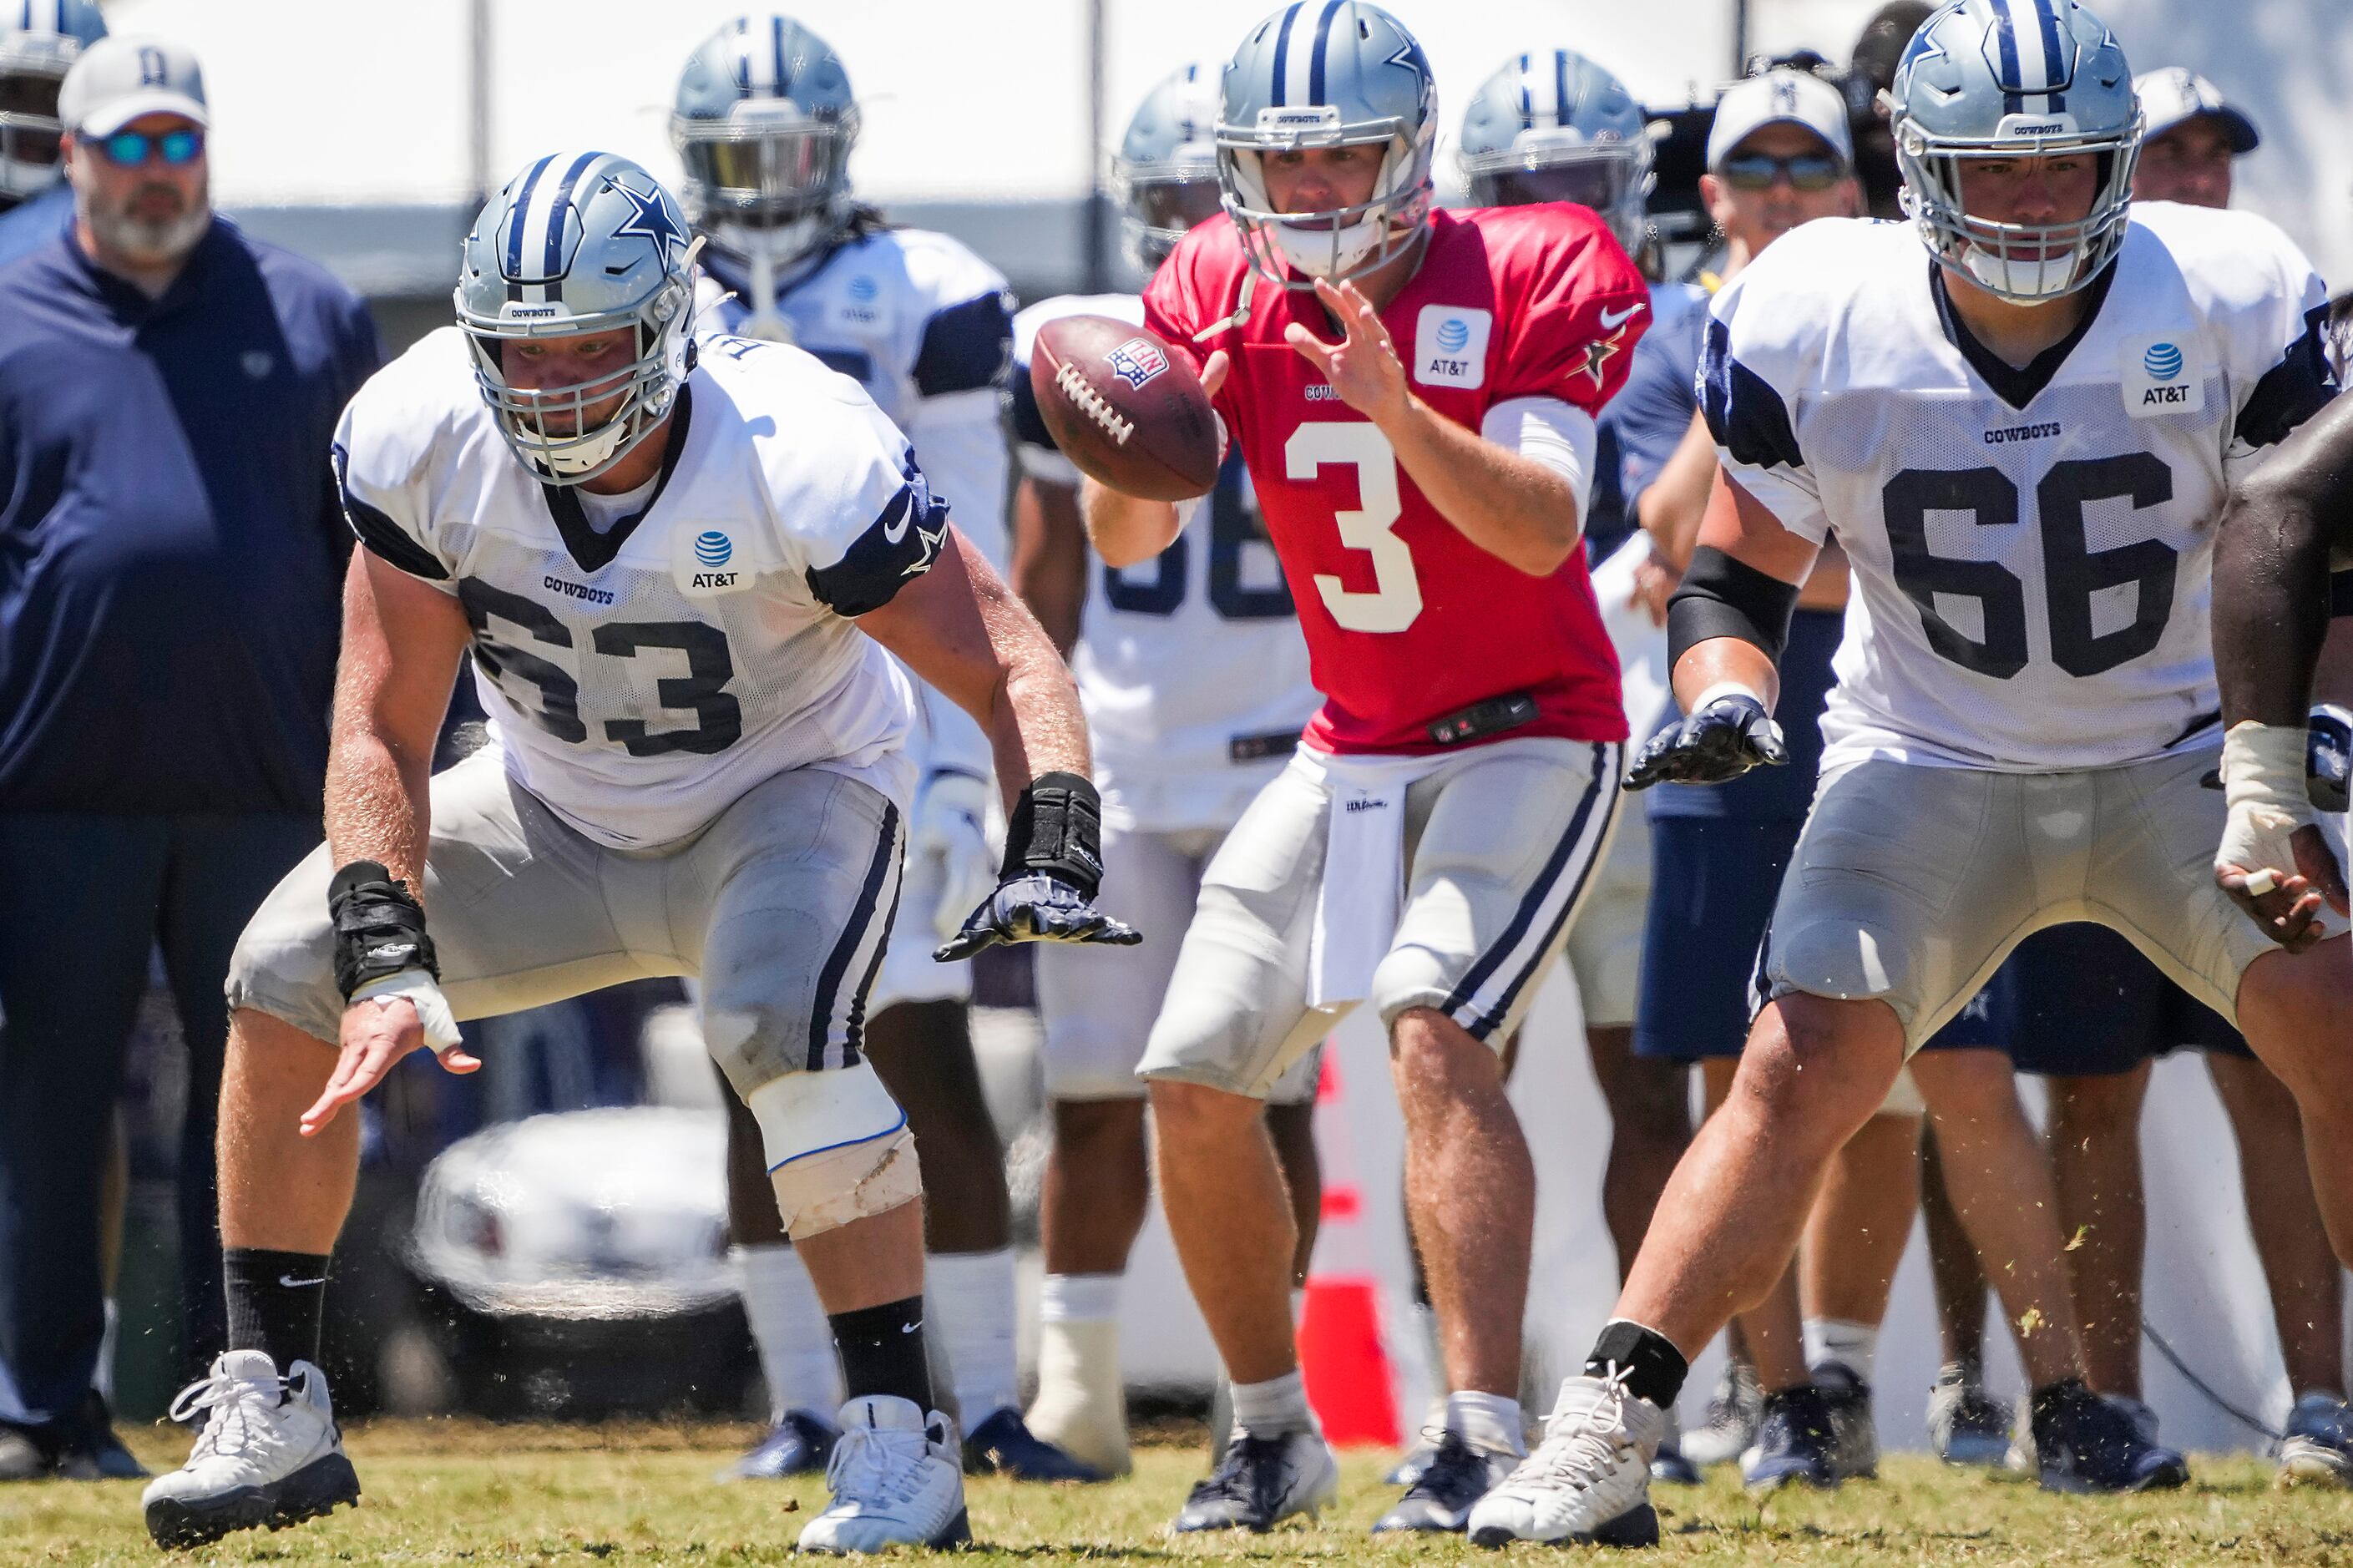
xmin=2123 ymin=334 xmax=2203 ymax=418
xmin=1106 ymin=337 xmax=1169 ymax=390
xmin=1412 ymin=306 xmax=1491 ymax=389
xmin=693 ymin=530 xmax=732 ymax=566
xmin=676 ymin=526 xmax=748 ymax=596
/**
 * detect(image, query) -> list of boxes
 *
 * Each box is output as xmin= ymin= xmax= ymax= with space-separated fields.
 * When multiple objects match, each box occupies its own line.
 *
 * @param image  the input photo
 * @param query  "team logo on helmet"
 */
xmin=1106 ymin=337 xmax=1170 ymax=391
xmin=612 ymin=181 xmax=688 ymax=259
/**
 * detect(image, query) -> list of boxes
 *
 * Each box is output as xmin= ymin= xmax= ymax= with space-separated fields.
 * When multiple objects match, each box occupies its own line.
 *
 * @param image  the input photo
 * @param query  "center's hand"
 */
xmin=301 ymin=994 xmax=480 ymax=1136
xmin=1284 ymin=276 xmax=1411 ymax=427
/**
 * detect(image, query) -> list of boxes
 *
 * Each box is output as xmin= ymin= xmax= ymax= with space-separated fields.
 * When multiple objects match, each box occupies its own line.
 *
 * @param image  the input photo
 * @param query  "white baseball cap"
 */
xmin=1707 ymin=68 xmax=1853 ymax=169
xmin=58 ymin=34 xmax=208 ymax=139
xmin=2134 ymin=67 xmax=2259 ymax=154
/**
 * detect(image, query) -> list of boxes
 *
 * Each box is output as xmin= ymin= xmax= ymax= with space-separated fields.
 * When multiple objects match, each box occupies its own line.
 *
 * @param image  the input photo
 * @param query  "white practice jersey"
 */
xmin=1704 ymin=204 xmax=2335 ymax=774
xmin=335 ymin=327 xmax=948 ymax=848
xmin=1011 ymin=292 xmax=1320 ymax=832
xmin=695 ymin=226 xmax=1012 ymax=788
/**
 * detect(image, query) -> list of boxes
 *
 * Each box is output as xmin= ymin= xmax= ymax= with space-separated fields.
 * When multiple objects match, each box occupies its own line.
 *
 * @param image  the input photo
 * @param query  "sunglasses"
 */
xmin=1718 ymin=150 xmax=1846 ymax=192
xmin=94 ymin=128 xmax=204 ymax=168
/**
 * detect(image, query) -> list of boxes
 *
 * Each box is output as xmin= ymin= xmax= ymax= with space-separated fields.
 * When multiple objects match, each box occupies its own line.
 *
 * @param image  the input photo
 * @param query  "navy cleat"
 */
xmin=1173 ymin=1429 xmax=1338 ymax=1532
xmin=1372 ymin=1432 xmax=1514 ymax=1533
xmin=2280 ymin=1392 xmax=2353 ymax=1488
xmin=2029 ymin=1383 xmax=2189 ymax=1494
xmin=1927 ymin=1363 xmax=2011 ymax=1469
xmin=1814 ymin=1362 xmax=1880 ymax=1481
xmin=1742 ymin=1385 xmax=1839 ymax=1493
xmin=721 ymin=1408 xmax=839 ymax=1481
xmin=962 ymin=1406 xmax=1106 ymax=1482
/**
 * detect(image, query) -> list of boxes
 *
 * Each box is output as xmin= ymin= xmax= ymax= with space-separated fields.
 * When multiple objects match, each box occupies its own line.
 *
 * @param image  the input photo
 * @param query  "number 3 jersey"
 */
xmin=1145 ymin=206 xmax=1649 ymax=756
xmin=1011 ymin=291 xmax=1319 ymax=832
xmin=334 ymin=326 xmax=944 ymax=848
xmin=1705 ymin=202 xmax=2336 ymax=775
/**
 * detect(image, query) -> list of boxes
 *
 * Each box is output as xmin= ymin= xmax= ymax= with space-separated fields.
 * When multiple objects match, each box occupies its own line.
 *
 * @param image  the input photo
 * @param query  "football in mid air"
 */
xmin=1029 ymin=316 xmax=1221 ymax=501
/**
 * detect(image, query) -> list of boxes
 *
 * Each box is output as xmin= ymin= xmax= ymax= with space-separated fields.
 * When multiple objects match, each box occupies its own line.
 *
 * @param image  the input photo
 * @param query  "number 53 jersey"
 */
xmin=333 ymin=327 xmax=942 ymax=848
xmin=1704 ymin=203 xmax=2336 ymax=775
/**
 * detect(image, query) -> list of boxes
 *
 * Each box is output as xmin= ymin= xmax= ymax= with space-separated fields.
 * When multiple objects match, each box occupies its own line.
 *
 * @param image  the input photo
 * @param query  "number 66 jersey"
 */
xmin=1704 ymin=201 xmax=2336 ymax=775
xmin=333 ymin=326 xmax=942 ymax=848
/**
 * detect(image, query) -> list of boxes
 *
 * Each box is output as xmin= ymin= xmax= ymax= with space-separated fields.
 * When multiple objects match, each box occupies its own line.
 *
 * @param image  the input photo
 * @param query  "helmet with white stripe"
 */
xmin=0 ymin=0 xmax=106 ymax=202
xmin=1216 ymin=0 xmax=1437 ymax=288
xmin=1890 ymin=0 xmax=2139 ymax=303
xmin=1114 ymin=63 xmax=1222 ymax=273
xmin=671 ymin=14 xmax=858 ymax=271
xmin=1458 ymin=50 xmax=1652 ymax=255
xmin=456 ymin=152 xmax=698 ymax=487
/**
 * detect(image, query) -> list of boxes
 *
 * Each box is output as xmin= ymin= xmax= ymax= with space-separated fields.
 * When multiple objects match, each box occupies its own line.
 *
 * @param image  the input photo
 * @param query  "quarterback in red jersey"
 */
xmin=1086 ymin=0 xmax=1649 ymax=1537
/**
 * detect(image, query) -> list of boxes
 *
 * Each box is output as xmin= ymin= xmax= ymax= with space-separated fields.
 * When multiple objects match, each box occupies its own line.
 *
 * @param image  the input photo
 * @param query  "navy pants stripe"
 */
xmin=0 ymin=812 xmax=315 ymax=1429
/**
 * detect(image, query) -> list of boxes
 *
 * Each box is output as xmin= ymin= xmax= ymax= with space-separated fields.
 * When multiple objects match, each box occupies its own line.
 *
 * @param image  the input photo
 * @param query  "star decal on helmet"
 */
xmin=615 ymin=182 xmax=686 ymax=258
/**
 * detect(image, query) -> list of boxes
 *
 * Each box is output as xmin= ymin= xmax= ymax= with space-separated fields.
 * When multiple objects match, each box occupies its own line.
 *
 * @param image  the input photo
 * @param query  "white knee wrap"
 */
xmin=746 ymin=1061 xmax=923 ymax=1240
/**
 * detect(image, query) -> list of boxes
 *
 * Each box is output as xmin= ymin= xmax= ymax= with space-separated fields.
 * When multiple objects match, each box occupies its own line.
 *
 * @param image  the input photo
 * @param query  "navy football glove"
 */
xmin=1623 ymin=693 xmax=1790 ymax=791
xmin=934 ymin=872 xmax=1142 ymax=963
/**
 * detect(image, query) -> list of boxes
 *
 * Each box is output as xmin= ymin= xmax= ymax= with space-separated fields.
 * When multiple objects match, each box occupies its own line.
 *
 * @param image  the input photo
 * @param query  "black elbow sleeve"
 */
xmin=1667 ymin=546 xmax=1801 ymax=668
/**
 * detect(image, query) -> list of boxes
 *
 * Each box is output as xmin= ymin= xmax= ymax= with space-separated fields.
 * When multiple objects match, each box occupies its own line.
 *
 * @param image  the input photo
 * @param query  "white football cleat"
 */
xmin=796 ymin=1396 xmax=970 ymax=1555
xmin=1466 ymin=1371 xmax=1662 ymax=1549
xmin=142 ymin=1352 xmax=359 ymax=1548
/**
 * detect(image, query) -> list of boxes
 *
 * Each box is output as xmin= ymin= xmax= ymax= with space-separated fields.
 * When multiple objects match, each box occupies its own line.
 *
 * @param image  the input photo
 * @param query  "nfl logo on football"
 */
xmin=1106 ymin=337 xmax=1169 ymax=391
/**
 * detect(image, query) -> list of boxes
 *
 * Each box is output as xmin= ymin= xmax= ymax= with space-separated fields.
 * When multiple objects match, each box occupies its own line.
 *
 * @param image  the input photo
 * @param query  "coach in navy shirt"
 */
xmin=0 ymin=35 xmax=380 ymax=1479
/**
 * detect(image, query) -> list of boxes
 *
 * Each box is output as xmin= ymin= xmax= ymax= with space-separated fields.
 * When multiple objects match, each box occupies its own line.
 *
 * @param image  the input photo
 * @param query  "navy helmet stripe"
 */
xmin=504 ymin=153 xmax=556 ymax=283
xmin=1307 ymin=0 xmax=1343 ymax=106
xmin=2032 ymin=0 xmax=2068 ymax=90
xmin=1267 ymin=1 xmax=1304 ymax=107
xmin=1555 ymin=48 xmax=1572 ymax=128
xmin=772 ymin=14 xmax=787 ymax=94
xmin=1517 ymin=52 xmax=1532 ymax=126
xmin=731 ymin=15 xmax=751 ymax=89
xmin=541 ymin=150 xmax=605 ymax=286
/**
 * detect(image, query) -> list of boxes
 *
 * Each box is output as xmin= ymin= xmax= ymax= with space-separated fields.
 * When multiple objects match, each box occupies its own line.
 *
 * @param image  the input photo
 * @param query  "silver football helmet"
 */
xmin=455 ymin=152 xmax=698 ymax=487
xmin=670 ymin=15 xmax=858 ymax=272
xmin=1458 ymin=49 xmax=1652 ymax=254
xmin=1113 ymin=63 xmax=1222 ymax=273
xmin=0 ymin=0 xmax=107 ymax=202
xmin=1216 ymin=0 xmax=1437 ymax=288
xmin=1890 ymin=0 xmax=2140 ymax=304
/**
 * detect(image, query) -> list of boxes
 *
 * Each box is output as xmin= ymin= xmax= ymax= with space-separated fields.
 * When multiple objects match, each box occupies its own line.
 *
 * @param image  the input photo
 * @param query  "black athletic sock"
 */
xmin=831 ymin=1296 xmax=934 ymax=1413
xmin=1586 ymin=1319 xmax=1691 ymax=1410
xmin=2028 ymin=1377 xmax=2092 ymax=1439
xmin=222 ymin=1248 xmax=331 ymax=1372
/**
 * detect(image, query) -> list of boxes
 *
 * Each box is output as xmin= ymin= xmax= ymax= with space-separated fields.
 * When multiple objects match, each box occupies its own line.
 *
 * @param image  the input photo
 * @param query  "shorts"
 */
xmin=1989 ymin=923 xmax=2249 ymax=1076
xmin=1633 ymin=817 xmax=1996 ymax=1062
xmin=1137 ymin=736 xmax=1622 ymax=1100
xmin=1758 ymin=746 xmax=2343 ymax=1051
xmin=1562 ymin=795 xmax=1648 ymax=1029
xmin=227 ymin=750 xmax=903 ymax=1096
xmin=1034 ymin=821 xmax=1321 ymax=1105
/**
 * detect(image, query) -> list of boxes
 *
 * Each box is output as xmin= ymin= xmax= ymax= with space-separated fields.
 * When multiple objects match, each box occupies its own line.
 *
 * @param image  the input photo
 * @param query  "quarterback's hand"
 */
xmin=1623 ymin=693 xmax=1789 ymax=791
xmin=1284 ymin=277 xmax=1410 ymax=425
xmin=934 ymin=873 xmax=1141 ymax=963
xmin=910 ymin=770 xmax=997 ymax=946
xmin=301 ymin=984 xmax=478 ymax=1136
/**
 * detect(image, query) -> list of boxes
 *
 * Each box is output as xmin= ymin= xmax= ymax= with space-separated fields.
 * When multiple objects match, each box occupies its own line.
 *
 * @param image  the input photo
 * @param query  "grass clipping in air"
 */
xmin=3 ymin=1419 xmax=2348 ymax=1564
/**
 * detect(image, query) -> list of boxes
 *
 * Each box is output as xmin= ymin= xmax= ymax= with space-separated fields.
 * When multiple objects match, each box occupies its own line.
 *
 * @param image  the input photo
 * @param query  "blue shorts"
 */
xmin=1987 ymin=923 xmax=2249 ymax=1076
xmin=1632 ymin=816 xmax=1998 ymax=1061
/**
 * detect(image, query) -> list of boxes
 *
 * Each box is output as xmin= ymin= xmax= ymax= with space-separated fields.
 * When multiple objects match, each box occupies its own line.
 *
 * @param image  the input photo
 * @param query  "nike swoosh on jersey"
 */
xmin=1599 ymin=302 xmax=1646 ymax=330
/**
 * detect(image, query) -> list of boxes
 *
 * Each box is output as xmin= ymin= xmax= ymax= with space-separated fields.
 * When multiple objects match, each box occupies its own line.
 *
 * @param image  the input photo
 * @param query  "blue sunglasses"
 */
xmin=95 ymin=128 xmax=204 ymax=168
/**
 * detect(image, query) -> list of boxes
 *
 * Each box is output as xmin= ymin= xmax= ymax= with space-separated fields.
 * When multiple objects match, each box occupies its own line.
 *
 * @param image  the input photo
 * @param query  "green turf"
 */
xmin=4 ymin=1421 xmax=2350 ymax=1565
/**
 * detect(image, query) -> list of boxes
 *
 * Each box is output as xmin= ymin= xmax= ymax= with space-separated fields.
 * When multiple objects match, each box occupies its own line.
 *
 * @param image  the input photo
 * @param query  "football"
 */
xmin=1029 ymin=316 xmax=1222 ymax=501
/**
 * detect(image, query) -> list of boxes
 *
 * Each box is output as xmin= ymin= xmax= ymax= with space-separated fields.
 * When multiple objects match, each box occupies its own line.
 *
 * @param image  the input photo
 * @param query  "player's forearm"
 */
xmin=1011 ymin=477 xmax=1088 ymax=656
xmin=1668 ymin=636 xmax=1783 ymax=718
xmin=1082 ymin=477 xmax=1182 ymax=570
xmin=1379 ymin=394 xmax=1580 ymax=577
xmin=2214 ymin=466 xmax=2340 ymax=727
xmin=323 ymin=723 xmax=433 ymax=896
xmin=1636 ymin=411 xmax=1721 ymax=570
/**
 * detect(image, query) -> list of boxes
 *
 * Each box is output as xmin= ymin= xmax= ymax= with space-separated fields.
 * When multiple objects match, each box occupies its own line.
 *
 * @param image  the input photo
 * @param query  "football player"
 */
xmin=0 ymin=1 xmax=105 ymax=267
xmin=1008 ymin=63 xmax=1328 ymax=1483
xmin=1087 ymin=1 xmax=1649 ymax=1534
xmin=1472 ymin=0 xmax=2348 ymax=1544
xmin=137 ymin=153 xmax=1131 ymax=1553
xmin=668 ymin=17 xmax=1091 ymax=1484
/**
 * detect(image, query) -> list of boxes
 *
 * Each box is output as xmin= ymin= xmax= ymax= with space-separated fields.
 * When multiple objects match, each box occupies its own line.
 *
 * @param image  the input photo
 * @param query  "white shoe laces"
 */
xmin=166 ymin=1369 xmax=282 ymax=1464
xmin=823 ymin=1421 xmax=929 ymax=1510
xmin=1522 ymin=1367 xmax=1637 ymax=1490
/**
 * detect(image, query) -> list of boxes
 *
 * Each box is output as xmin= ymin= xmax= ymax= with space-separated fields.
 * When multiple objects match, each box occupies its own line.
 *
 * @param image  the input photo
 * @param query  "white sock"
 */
xmin=1231 ymin=1369 xmax=1314 ymax=1439
xmin=1040 ymin=1272 xmax=1121 ymax=1323
xmin=1803 ymin=1318 xmax=1878 ymax=1385
xmin=736 ymin=1243 xmax=841 ymax=1420
xmin=929 ymin=1247 xmax=1018 ymax=1436
xmin=1446 ymin=1389 xmax=1526 ymax=1458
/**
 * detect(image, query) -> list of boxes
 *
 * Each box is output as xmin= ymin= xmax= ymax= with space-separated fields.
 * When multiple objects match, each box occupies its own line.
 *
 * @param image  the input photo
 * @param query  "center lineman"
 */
xmin=138 ymin=152 xmax=1131 ymax=1555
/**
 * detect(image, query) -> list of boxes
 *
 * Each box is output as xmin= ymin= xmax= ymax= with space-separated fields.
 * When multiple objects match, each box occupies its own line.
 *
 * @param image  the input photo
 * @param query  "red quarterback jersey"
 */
xmin=1143 ymin=204 xmax=1647 ymax=755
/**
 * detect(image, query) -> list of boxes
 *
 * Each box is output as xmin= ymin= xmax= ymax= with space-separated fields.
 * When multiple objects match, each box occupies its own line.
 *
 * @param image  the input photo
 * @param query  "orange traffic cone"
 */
xmin=1296 ymin=1053 xmax=1403 ymax=1448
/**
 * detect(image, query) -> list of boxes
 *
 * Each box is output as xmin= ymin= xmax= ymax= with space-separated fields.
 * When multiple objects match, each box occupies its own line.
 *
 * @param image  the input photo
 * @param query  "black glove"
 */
xmin=2309 ymin=705 xmax=2351 ymax=814
xmin=1623 ymin=692 xmax=1790 ymax=791
xmin=934 ymin=871 xmax=1142 ymax=962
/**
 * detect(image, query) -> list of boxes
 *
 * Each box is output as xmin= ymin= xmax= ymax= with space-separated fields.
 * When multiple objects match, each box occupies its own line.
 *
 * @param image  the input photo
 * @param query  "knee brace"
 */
xmin=746 ymin=1060 xmax=923 ymax=1240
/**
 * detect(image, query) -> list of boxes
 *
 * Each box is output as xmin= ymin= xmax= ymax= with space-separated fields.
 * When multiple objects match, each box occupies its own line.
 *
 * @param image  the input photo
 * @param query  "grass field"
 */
xmin=5 ymin=1419 xmax=2350 ymax=1566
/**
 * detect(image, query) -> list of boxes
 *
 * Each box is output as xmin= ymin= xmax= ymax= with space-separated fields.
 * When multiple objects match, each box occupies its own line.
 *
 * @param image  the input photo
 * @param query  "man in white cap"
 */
xmin=2132 ymin=67 xmax=2259 ymax=210
xmin=0 ymin=33 xmax=380 ymax=1481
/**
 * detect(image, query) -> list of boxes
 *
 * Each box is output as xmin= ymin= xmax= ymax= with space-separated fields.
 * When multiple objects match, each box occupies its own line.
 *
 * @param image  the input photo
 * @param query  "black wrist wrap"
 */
xmin=1000 ymin=771 xmax=1105 ymax=899
xmin=326 ymin=860 xmax=439 ymax=1000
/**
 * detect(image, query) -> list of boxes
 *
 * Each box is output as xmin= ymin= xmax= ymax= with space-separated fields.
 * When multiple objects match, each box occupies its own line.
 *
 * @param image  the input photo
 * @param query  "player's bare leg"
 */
xmin=1798 ymin=1108 xmax=1921 ymax=1482
xmin=1583 ymin=1026 xmax=1692 ymax=1282
xmin=1150 ymin=1081 xmax=1300 ymax=1385
xmin=217 ymin=1010 xmax=358 ymax=1256
xmin=2042 ymin=1067 xmax=2151 ymax=1395
xmin=2206 ymin=1055 xmax=2346 ymax=1398
xmin=2234 ymin=938 xmax=2353 ymax=1267
xmin=1041 ymin=1100 xmax=1150 ymax=1277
